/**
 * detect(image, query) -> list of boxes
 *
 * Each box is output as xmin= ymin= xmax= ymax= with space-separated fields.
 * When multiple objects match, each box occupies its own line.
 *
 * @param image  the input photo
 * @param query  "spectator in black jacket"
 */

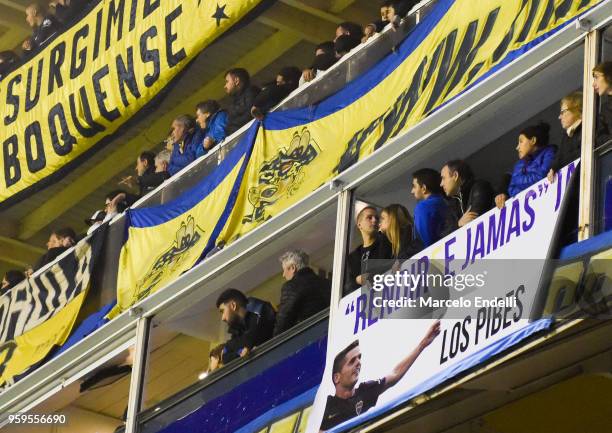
xmin=549 ymin=91 xmax=583 ymax=183
xmin=119 ymin=151 xmax=170 ymax=197
xmin=345 ymin=206 xmax=393 ymax=295
xmin=24 ymin=3 xmax=60 ymax=55
xmin=32 ymin=227 xmax=76 ymax=271
xmin=251 ymin=67 xmax=301 ymax=120
xmin=216 ymin=289 xmax=275 ymax=363
xmin=273 ymin=250 xmax=331 ymax=336
xmin=1 ymin=270 xmax=26 ymax=295
xmin=440 ymin=160 xmax=495 ymax=227
xmin=0 ymin=51 xmax=18 ymax=81
xmin=224 ymin=68 xmax=260 ymax=135
xmin=334 ymin=21 xmax=364 ymax=43
xmin=119 ymin=151 xmax=154 ymax=196
xmin=301 ymin=41 xmax=337 ymax=85
xmin=593 ymin=61 xmax=612 ymax=146
xmin=335 ymin=34 xmax=360 ymax=58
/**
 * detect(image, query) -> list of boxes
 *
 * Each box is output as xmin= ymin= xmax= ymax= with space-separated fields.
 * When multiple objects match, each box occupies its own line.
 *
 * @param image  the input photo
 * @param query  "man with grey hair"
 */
xmin=273 ymin=249 xmax=331 ymax=336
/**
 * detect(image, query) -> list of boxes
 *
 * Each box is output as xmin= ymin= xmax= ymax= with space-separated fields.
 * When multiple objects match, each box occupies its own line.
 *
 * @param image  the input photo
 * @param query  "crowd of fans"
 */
xmin=2 ymin=0 xmax=612 ymax=382
xmin=210 ymin=249 xmax=331 ymax=371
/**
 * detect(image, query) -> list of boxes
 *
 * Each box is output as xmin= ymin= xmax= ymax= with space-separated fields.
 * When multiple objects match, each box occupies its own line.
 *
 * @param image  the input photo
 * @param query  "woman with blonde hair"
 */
xmin=379 ymin=203 xmax=423 ymax=260
xmin=548 ymin=91 xmax=582 ymax=182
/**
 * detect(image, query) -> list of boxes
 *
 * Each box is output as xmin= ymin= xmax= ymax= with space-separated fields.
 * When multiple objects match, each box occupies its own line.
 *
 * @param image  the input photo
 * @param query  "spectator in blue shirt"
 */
xmin=411 ymin=168 xmax=453 ymax=247
xmin=167 ymin=115 xmax=197 ymax=176
xmin=194 ymin=100 xmax=228 ymax=158
xmin=495 ymin=123 xmax=557 ymax=208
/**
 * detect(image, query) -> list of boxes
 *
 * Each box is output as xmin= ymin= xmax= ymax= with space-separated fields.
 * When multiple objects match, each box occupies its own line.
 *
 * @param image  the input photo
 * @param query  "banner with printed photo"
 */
xmin=110 ymin=125 xmax=257 ymax=318
xmin=219 ymin=0 xmax=600 ymax=243
xmin=0 ymin=227 xmax=106 ymax=386
xmin=307 ymin=162 xmax=577 ymax=432
xmin=0 ymin=0 xmax=266 ymax=208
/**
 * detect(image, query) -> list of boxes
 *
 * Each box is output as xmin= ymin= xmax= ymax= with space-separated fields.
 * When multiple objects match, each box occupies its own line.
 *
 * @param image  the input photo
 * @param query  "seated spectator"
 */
xmin=273 ymin=250 xmax=331 ymax=336
xmin=1 ymin=270 xmax=26 ymax=294
xmin=334 ymin=21 xmax=364 ymax=43
xmin=592 ymin=61 xmax=612 ymax=146
xmin=549 ymin=91 xmax=583 ymax=183
xmin=411 ymin=168 xmax=454 ymax=247
xmin=0 ymin=51 xmax=18 ymax=81
xmin=208 ymin=344 xmax=224 ymax=372
xmin=495 ymin=123 xmax=557 ymax=208
xmin=24 ymin=3 xmax=60 ymax=54
xmin=216 ymin=289 xmax=275 ymax=363
xmin=334 ymin=34 xmax=360 ymax=59
xmin=301 ymin=41 xmax=337 ymax=85
xmin=345 ymin=206 xmax=393 ymax=294
xmin=440 ymin=160 xmax=494 ymax=227
xmin=379 ymin=204 xmax=423 ymax=260
xmin=251 ymin=67 xmax=301 ymax=120
xmin=224 ymin=68 xmax=260 ymax=135
xmin=85 ymin=210 xmax=106 ymax=235
xmin=194 ymin=100 xmax=228 ymax=157
xmin=167 ymin=115 xmax=198 ymax=175
xmin=33 ymin=227 xmax=76 ymax=271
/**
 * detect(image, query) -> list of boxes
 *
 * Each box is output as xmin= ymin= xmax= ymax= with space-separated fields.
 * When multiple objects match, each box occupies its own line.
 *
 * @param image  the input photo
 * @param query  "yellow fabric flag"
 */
xmin=111 ymin=126 xmax=256 ymax=317
xmin=0 ymin=0 xmax=265 ymax=208
xmin=219 ymin=0 xmax=600 ymax=243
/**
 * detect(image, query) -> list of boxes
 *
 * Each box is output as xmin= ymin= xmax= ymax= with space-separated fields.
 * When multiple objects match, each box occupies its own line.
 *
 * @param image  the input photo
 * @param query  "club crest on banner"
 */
xmin=243 ymin=128 xmax=320 ymax=224
xmin=133 ymin=216 xmax=205 ymax=303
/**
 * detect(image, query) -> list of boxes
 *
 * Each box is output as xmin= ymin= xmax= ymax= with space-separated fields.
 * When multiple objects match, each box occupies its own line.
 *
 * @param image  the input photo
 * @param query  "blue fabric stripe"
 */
xmin=234 ymin=387 xmax=318 ymax=433
xmin=558 ymin=230 xmax=612 ymax=260
xmin=198 ymin=121 xmax=260 ymax=260
xmin=128 ymin=123 xmax=257 ymax=228
xmin=328 ymin=318 xmax=554 ymax=433
xmin=261 ymin=0 xmax=455 ymax=131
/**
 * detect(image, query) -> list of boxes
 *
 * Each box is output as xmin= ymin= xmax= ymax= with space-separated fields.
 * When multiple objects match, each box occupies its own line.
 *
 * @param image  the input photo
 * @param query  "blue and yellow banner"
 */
xmin=0 ymin=0 xmax=265 ymax=208
xmin=116 ymin=0 xmax=599 ymax=314
xmin=219 ymin=0 xmax=600 ymax=242
xmin=111 ymin=124 xmax=257 ymax=317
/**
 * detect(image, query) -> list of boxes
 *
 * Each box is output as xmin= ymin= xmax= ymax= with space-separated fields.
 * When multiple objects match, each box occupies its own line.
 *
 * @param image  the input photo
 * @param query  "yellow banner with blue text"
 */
xmin=0 ymin=0 xmax=265 ymax=208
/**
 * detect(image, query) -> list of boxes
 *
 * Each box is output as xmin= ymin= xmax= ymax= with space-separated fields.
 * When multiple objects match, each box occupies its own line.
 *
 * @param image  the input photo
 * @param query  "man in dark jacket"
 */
xmin=440 ymin=160 xmax=494 ymax=228
xmin=345 ymin=206 xmax=393 ymax=295
xmin=273 ymin=250 xmax=331 ymax=336
xmin=592 ymin=61 xmax=612 ymax=146
xmin=251 ymin=67 xmax=301 ymax=120
xmin=24 ymin=3 xmax=60 ymax=53
xmin=224 ymin=68 xmax=260 ymax=135
xmin=216 ymin=289 xmax=275 ymax=363
xmin=33 ymin=227 xmax=76 ymax=271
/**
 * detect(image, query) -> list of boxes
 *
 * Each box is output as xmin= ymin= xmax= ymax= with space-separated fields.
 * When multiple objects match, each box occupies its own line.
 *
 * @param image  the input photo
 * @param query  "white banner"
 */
xmin=308 ymin=162 xmax=577 ymax=432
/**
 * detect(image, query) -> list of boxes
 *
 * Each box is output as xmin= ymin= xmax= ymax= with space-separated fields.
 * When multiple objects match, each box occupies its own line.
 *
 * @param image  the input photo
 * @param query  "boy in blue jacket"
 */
xmin=411 ymin=168 xmax=454 ymax=247
xmin=194 ymin=100 xmax=228 ymax=158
